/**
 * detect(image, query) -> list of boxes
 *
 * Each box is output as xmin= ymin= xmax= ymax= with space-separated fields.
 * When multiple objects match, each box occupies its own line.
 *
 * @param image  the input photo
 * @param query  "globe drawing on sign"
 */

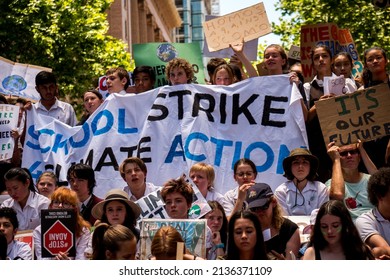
xmin=156 ymin=43 xmax=178 ymax=62
xmin=2 ymin=75 xmax=27 ymax=94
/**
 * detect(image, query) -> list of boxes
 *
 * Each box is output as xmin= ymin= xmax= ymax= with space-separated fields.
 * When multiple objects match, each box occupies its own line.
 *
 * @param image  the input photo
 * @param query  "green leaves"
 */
xmin=273 ymin=0 xmax=390 ymax=60
xmin=0 ymin=0 xmax=132 ymax=116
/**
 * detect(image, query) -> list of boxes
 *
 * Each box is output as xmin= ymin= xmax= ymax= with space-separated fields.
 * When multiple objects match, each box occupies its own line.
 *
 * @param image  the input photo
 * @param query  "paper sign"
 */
xmin=323 ymin=75 xmax=346 ymax=96
xmin=300 ymin=23 xmax=360 ymax=82
xmin=288 ymin=45 xmax=301 ymax=60
xmin=0 ymin=104 xmax=19 ymax=160
xmin=203 ymin=2 xmax=271 ymax=52
xmin=316 ymin=83 xmax=390 ymax=147
xmin=0 ymin=56 xmax=51 ymax=100
xmin=203 ymin=15 xmax=258 ymax=61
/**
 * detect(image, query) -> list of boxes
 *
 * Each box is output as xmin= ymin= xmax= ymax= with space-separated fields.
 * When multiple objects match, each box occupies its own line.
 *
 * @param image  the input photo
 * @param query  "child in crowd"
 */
xmin=2 ymin=167 xmax=50 ymax=230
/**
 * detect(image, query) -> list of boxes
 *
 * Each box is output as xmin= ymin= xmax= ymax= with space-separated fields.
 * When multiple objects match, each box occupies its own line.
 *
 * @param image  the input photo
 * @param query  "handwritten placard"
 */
xmin=203 ymin=2 xmax=271 ymax=52
xmin=316 ymin=83 xmax=390 ymax=147
xmin=0 ymin=104 xmax=19 ymax=160
xmin=300 ymin=23 xmax=360 ymax=82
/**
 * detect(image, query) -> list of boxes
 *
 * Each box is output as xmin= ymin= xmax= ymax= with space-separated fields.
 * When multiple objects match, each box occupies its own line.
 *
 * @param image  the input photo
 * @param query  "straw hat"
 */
xmin=282 ymin=148 xmax=319 ymax=179
xmin=91 ymin=189 xmax=141 ymax=220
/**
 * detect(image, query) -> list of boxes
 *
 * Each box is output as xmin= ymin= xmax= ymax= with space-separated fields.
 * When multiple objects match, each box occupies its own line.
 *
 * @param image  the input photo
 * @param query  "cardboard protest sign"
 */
xmin=0 ymin=104 xmax=19 ymax=161
xmin=0 ymin=56 xmax=51 ymax=101
xmin=300 ymin=23 xmax=361 ymax=82
xmin=203 ymin=15 xmax=258 ymax=61
xmin=203 ymin=2 xmax=271 ymax=52
xmin=41 ymin=209 xmax=76 ymax=258
xmin=316 ymin=83 xmax=390 ymax=147
xmin=132 ymin=42 xmax=205 ymax=87
xmin=139 ymin=218 xmax=206 ymax=260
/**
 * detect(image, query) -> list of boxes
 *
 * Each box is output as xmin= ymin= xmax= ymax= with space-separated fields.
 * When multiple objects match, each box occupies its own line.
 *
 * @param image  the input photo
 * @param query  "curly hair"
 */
xmin=165 ymin=58 xmax=194 ymax=84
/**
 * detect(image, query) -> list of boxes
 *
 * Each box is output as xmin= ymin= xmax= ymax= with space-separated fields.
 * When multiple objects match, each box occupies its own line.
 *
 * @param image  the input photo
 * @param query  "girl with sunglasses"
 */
xmin=275 ymin=148 xmax=329 ymax=216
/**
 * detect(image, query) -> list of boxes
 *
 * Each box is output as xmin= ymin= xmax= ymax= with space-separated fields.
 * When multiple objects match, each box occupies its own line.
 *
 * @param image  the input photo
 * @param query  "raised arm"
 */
xmin=327 ymin=142 xmax=345 ymax=201
xmin=357 ymin=140 xmax=377 ymax=174
xmin=229 ymin=39 xmax=258 ymax=78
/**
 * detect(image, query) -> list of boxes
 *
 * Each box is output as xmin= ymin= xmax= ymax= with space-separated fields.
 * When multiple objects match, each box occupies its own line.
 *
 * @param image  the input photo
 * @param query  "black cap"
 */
xmin=245 ymin=183 xmax=273 ymax=209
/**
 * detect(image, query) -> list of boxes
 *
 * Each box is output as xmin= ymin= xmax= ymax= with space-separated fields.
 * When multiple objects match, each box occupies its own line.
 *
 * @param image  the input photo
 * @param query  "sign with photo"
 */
xmin=139 ymin=218 xmax=206 ymax=260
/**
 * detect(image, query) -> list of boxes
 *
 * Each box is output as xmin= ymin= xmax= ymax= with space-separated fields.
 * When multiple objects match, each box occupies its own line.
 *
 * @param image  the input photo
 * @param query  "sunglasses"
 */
xmin=339 ymin=149 xmax=359 ymax=157
xmin=250 ymin=200 xmax=271 ymax=212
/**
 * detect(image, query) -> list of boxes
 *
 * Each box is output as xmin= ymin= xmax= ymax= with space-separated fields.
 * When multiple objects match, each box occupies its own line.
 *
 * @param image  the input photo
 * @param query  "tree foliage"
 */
xmin=0 ymin=0 xmax=134 ymax=115
xmin=272 ymin=0 xmax=390 ymax=59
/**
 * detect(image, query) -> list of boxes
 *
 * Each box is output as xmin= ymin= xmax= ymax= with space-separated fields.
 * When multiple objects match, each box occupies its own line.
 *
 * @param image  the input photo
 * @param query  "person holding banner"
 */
xmin=33 ymin=187 xmax=92 ymax=260
xmin=160 ymin=176 xmax=213 ymax=254
xmin=105 ymin=67 xmax=131 ymax=95
xmin=189 ymin=162 xmax=223 ymax=204
xmin=275 ymin=148 xmax=329 ymax=216
xmin=119 ymin=157 xmax=159 ymax=202
xmin=211 ymin=64 xmax=237 ymax=86
xmin=220 ymin=210 xmax=268 ymax=260
xmin=77 ymin=89 xmax=103 ymax=125
xmin=304 ymin=45 xmax=357 ymax=183
xmin=1 ymin=168 xmax=50 ymax=231
xmin=132 ymin=66 xmax=156 ymax=93
xmin=165 ymin=58 xmax=195 ymax=85
xmin=360 ymin=47 xmax=390 ymax=171
xmin=0 ymin=207 xmax=32 ymax=260
xmin=33 ymin=71 xmax=77 ymax=126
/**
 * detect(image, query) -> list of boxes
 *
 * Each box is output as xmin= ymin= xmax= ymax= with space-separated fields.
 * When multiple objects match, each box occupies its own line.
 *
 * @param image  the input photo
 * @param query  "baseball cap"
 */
xmin=245 ymin=183 xmax=273 ymax=209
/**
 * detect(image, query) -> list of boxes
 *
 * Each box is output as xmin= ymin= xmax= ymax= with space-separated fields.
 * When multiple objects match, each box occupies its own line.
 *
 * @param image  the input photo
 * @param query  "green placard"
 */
xmin=133 ymin=42 xmax=205 ymax=87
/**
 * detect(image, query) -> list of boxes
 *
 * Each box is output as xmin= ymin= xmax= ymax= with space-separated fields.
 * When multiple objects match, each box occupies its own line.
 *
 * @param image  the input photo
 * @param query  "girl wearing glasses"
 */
xmin=302 ymin=200 xmax=374 ymax=260
xmin=275 ymin=148 xmax=329 ymax=216
xmin=33 ymin=187 xmax=92 ymax=260
xmin=221 ymin=158 xmax=257 ymax=218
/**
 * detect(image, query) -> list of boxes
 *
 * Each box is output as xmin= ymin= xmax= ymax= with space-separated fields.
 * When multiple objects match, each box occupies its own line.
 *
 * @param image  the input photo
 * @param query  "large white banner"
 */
xmin=22 ymin=75 xmax=308 ymax=198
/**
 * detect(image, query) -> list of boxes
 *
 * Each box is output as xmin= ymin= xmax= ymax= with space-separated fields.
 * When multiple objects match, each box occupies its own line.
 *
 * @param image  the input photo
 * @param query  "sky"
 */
xmin=219 ymin=0 xmax=282 ymax=45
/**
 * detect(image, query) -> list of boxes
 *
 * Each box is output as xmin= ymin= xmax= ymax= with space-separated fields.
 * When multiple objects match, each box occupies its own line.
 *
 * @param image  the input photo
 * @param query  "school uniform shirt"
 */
xmin=221 ymin=187 xmax=239 ymax=217
xmin=274 ymin=180 xmax=329 ymax=216
xmin=33 ymin=225 xmax=91 ymax=260
xmin=205 ymin=189 xmax=224 ymax=205
xmin=123 ymin=182 xmax=160 ymax=202
xmin=33 ymin=98 xmax=77 ymax=126
xmin=1 ymin=191 xmax=50 ymax=231
xmin=7 ymin=240 xmax=32 ymax=260
xmin=355 ymin=208 xmax=390 ymax=244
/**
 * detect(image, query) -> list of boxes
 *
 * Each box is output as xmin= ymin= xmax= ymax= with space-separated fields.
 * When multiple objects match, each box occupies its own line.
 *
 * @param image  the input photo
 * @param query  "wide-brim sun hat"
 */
xmin=282 ymin=148 xmax=319 ymax=175
xmin=92 ymin=189 xmax=141 ymax=220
